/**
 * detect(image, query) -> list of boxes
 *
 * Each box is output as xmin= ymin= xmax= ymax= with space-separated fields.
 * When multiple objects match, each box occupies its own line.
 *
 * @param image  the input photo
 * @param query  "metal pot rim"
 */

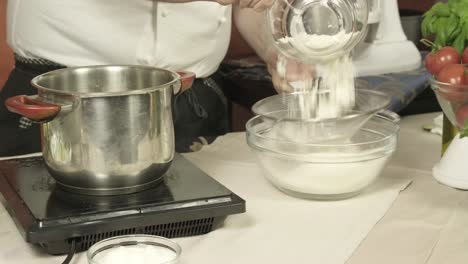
xmin=31 ymin=64 xmax=180 ymax=98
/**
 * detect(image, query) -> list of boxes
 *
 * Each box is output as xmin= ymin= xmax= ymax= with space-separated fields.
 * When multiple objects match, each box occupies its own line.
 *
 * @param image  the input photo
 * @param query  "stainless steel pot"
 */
xmin=5 ymin=65 xmax=195 ymax=195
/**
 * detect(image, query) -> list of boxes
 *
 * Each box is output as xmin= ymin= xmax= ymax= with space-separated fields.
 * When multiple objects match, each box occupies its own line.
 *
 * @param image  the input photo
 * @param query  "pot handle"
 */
xmin=5 ymin=95 xmax=61 ymax=123
xmin=176 ymin=71 xmax=196 ymax=94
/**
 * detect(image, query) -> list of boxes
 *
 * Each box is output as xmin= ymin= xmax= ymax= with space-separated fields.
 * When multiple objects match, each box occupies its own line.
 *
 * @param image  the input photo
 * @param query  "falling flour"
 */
xmin=315 ymin=55 xmax=356 ymax=118
xmin=272 ymin=33 xmax=357 ymax=143
xmin=277 ymin=31 xmax=356 ymax=120
xmin=92 ymin=244 xmax=177 ymax=264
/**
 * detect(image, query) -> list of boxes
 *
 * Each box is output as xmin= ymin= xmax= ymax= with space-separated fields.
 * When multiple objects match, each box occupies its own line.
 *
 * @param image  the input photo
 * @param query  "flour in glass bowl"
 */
xmin=91 ymin=244 xmax=177 ymax=264
xmin=257 ymin=152 xmax=392 ymax=197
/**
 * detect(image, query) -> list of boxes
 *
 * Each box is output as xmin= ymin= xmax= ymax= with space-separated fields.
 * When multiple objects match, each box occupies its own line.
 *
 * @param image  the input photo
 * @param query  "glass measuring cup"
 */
xmin=267 ymin=0 xmax=369 ymax=63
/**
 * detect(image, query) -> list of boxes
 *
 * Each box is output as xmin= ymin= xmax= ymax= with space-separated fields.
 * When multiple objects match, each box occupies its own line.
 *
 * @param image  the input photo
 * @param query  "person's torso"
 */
xmin=7 ymin=0 xmax=232 ymax=77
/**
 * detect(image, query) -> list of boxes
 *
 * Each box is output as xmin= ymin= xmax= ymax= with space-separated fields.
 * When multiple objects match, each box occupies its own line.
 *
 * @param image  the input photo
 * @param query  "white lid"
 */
xmin=433 ymin=134 xmax=468 ymax=190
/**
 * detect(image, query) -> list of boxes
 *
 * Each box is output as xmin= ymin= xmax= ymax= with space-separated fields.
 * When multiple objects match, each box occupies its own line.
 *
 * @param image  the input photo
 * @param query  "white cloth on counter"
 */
xmin=175 ymin=133 xmax=412 ymax=264
xmin=430 ymin=114 xmax=443 ymax=136
xmin=0 ymin=133 xmax=412 ymax=264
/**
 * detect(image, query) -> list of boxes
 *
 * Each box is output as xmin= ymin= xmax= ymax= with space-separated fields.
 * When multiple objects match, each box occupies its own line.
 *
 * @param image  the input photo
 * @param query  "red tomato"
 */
xmin=456 ymin=104 xmax=468 ymax=128
xmin=437 ymin=64 xmax=467 ymax=103
xmin=426 ymin=47 xmax=461 ymax=75
xmin=425 ymin=53 xmax=438 ymax=75
xmin=437 ymin=64 xmax=465 ymax=85
xmin=463 ymin=47 xmax=468 ymax=64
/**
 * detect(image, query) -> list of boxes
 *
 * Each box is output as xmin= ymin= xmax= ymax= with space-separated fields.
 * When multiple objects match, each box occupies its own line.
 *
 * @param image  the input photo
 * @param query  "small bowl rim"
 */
xmin=251 ymin=88 xmax=391 ymax=123
xmin=87 ymin=234 xmax=181 ymax=264
xmin=246 ymin=113 xmax=400 ymax=149
xmin=430 ymin=76 xmax=468 ymax=93
xmin=247 ymin=138 xmax=397 ymax=163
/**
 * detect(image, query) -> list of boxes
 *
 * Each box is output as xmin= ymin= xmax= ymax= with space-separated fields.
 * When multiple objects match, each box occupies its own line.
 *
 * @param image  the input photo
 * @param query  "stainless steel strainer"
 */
xmin=251 ymin=86 xmax=391 ymax=143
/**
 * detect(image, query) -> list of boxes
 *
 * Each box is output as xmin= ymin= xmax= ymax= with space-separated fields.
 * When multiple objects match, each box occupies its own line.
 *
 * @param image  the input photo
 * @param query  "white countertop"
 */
xmin=349 ymin=113 xmax=468 ymax=264
xmin=2 ymin=112 xmax=468 ymax=264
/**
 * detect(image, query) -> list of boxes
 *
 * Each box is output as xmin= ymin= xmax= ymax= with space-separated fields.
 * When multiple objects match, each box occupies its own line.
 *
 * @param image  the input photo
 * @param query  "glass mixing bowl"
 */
xmin=251 ymin=86 xmax=391 ymax=143
xmin=267 ymin=0 xmax=369 ymax=63
xmin=87 ymin=235 xmax=181 ymax=264
xmin=431 ymin=77 xmax=468 ymax=130
xmin=246 ymin=113 xmax=399 ymax=200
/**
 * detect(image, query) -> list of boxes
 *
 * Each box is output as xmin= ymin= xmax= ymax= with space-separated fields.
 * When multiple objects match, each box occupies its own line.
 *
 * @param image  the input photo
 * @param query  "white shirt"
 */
xmin=7 ymin=0 xmax=232 ymax=78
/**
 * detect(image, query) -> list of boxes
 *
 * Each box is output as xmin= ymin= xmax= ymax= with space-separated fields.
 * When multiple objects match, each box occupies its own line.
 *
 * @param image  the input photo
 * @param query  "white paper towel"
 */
xmin=0 ymin=133 xmax=412 ymax=264
xmin=430 ymin=114 xmax=443 ymax=136
xmin=175 ymin=133 xmax=412 ymax=264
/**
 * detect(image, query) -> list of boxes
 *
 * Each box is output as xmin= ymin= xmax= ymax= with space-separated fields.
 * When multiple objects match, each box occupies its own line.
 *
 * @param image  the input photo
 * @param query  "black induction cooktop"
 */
xmin=0 ymin=154 xmax=245 ymax=255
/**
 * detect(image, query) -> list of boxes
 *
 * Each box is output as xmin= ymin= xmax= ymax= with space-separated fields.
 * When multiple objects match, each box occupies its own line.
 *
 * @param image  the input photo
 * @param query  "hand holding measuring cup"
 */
xmin=266 ymin=52 xmax=316 ymax=94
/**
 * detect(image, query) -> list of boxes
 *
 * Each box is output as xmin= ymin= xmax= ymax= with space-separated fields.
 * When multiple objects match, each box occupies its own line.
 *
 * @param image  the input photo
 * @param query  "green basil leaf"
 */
xmin=422 ymin=14 xmax=432 ymax=37
xmin=453 ymin=33 xmax=465 ymax=54
xmin=434 ymin=2 xmax=451 ymax=17
xmin=462 ymin=119 xmax=468 ymax=138
xmin=450 ymin=1 xmax=468 ymax=19
xmin=461 ymin=9 xmax=468 ymax=21
xmin=437 ymin=17 xmax=448 ymax=46
xmin=448 ymin=26 xmax=462 ymax=44
xmin=446 ymin=14 xmax=460 ymax=43
xmin=428 ymin=16 xmax=438 ymax=36
xmin=448 ymin=0 xmax=460 ymax=11
xmin=430 ymin=2 xmax=450 ymax=17
xmin=448 ymin=0 xmax=467 ymax=10
xmin=464 ymin=22 xmax=468 ymax=40
xmin=435 ymin=35 xmax=444 ymax=48
xmin=431 ymin=2 xmax=445 ymax=17
xmin=460 ymin=124 xmax=468 ymax=138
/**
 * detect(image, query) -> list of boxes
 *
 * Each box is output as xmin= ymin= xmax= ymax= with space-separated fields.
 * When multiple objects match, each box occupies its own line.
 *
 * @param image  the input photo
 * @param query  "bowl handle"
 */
xmin=5 ymin=95 xmax=61 ymax=123
xmin=377 ymin=110 xmax=401 ymax=123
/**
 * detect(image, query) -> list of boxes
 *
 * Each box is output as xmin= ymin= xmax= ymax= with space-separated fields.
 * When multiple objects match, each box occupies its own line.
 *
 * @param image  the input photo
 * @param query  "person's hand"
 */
xmin=266 ymin=51 xmax=316 ymax=94
xmin=217 ymin=0 xmax=274 ymax=11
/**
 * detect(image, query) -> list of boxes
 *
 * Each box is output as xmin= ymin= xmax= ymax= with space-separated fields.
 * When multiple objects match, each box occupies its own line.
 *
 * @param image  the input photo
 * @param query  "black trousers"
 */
xmin=0 ymin=63 xmax=229 ymax=156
